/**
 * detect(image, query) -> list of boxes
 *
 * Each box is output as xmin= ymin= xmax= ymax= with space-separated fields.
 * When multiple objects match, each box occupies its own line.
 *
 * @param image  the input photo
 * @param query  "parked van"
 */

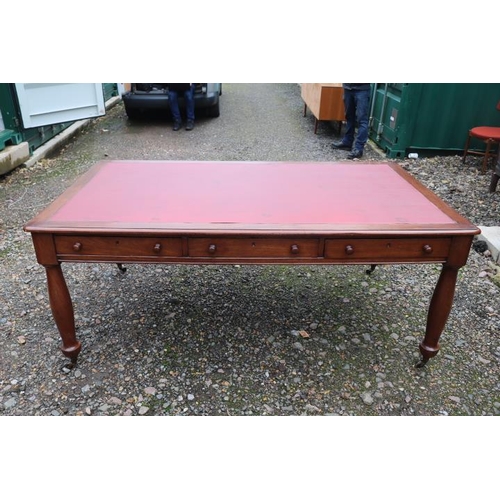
xmin=122 ymin=83 xmax=221 ymax=119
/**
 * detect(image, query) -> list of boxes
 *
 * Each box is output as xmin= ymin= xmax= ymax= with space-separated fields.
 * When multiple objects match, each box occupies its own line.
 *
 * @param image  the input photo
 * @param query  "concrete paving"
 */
xmin=0 ymin=142 xmax=30 ymax=176
xmin=477 ymin=226 xmax=500 ymax=262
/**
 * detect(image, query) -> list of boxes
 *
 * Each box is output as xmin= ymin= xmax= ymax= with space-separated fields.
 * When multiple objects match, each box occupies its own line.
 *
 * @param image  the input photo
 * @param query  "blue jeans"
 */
xmin=168 ymin=85 xmax=195 ymax=122
xmin=342 ymin=88 xmax=371 ymax=152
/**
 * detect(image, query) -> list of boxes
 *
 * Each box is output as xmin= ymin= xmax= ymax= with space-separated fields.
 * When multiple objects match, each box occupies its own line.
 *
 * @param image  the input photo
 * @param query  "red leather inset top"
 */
xmin=49 ymin=161 xmax=455 ymax=226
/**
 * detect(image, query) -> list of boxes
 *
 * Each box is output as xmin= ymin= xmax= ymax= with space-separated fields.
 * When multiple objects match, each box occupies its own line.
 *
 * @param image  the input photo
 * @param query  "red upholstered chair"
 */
xmin=463 ymin=100 xmax=500 ymax=174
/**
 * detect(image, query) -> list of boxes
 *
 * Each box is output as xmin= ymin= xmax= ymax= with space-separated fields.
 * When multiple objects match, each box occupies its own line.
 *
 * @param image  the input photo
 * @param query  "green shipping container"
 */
xmin=369 ymin=83 xmax=500 ymax=158
xmin=0 ymin=83 xmax=117 ymax=154
xmin=102 ymin=83 xmax=119 ymax=102
xmin=0 ymin=83 xmax=74 ymax=153
xmin=0 ymin=84 xmax=24 ymax=150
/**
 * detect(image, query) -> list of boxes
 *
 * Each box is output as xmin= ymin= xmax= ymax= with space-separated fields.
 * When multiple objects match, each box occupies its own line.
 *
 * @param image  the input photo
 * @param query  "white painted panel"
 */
xmin=14 ymin=83 xmax=106 ymax=128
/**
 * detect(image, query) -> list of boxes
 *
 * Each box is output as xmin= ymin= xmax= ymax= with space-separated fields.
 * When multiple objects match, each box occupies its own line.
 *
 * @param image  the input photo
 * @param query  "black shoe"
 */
xmin=173 ymin=121 xmax=182 ymax=131
xmin=347 ymin=150 xmax=363 ymax=160
xmin=332 ymin=142 xmax=352 ymax=150
xmin=185 ymin=120 xmax=194 ymax=131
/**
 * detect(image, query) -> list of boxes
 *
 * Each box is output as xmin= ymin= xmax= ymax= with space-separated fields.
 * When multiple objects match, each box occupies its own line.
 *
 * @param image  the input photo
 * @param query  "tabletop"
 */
xmin=24 ymin=160 xmax=475 ymax=234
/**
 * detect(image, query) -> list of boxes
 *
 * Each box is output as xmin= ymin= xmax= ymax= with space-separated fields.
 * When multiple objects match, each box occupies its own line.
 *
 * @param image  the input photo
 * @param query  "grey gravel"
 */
xmin=1 ymin=83 xmax=499 ymax=416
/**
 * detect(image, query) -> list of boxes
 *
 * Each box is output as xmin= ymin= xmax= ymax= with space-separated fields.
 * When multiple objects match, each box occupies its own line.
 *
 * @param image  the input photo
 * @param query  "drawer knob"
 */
xmin=345 ymin=245 xmax=354 ymax=255
xmin=73 ymin=242 xmax=82 ymax=251
xmin=153 ymin=243 xmax=162 ymax=253
xmin=208 ymin=244 xmax=217 ymax=254
xmin=423 ymin=244 xmax=433 ymax=254
xmin=291 ymin=244 xmax=299 ymax=254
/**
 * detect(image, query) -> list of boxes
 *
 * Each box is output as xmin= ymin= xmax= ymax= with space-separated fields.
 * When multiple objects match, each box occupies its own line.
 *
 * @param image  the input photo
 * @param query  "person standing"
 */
xmin=168 ymin=83 xmax=195 ymax=131
xmin=332 ymin=83 xmax=372 ymax=159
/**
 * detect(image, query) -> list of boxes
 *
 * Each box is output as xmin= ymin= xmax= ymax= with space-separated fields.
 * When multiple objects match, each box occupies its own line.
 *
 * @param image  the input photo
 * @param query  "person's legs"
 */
xmin=353 ymin=89 xmax=371 ymax=153
xmin=342 ymin=89 xmax=356 ymax=147
xmin=168 ymin=89 xmax=182 ymax=130
xmin=184 ymin=85 xmax=195 ymax=122
xmin=332 ymin=89 xmax=355 ymax=149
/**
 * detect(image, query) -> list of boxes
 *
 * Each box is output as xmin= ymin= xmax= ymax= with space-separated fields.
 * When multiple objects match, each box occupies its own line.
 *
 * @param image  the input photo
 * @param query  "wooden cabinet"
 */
xmin=301 ymin=83 xmax=345 ymax=134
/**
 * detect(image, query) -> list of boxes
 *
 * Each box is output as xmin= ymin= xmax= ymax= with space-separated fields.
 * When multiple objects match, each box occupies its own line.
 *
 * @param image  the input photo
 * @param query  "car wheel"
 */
xmin=206 ymin=100 xmax=220 ymax=118
xmin=124 ymin=107 xmax=142 ymax=120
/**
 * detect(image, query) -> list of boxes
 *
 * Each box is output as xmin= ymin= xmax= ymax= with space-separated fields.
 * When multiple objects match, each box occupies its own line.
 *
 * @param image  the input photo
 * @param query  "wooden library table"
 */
xmin=24 ymin=160 xmax=480 ymax=367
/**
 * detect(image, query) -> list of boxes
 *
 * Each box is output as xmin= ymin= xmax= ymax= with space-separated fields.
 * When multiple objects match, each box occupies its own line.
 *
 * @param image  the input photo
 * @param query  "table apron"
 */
xmin=39 ymin=234 xmax=471 ymax=266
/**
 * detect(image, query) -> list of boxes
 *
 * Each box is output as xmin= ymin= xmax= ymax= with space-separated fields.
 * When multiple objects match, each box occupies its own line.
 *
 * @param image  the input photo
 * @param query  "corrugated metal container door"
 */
xmin=0 ymin=83 xmax=114 ymax=155
xmin=369 ymin=83 xmax=500 ymax=158
xmin=14 ymin=83 xmax=105 ymax=128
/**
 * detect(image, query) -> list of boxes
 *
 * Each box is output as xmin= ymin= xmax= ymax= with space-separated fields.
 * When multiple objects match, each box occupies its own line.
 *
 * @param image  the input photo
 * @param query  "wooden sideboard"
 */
xmin=301 ymin=83 xmax=345 ymax=134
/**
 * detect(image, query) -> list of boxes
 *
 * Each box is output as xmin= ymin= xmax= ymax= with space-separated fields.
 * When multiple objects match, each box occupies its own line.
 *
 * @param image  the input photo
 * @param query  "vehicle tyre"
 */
xmin=124 ymin=106 xmax=142 ymax=120
xmin=206 ymin=100 xmax=220 ymax=118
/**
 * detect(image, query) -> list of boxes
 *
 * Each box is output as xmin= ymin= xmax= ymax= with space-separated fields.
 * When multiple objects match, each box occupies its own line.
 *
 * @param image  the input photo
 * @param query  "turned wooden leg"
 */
xmin=417 ymin=263 xmax=459 ymax=367
xmin=45 ymin=264 xmax=81 ymax=364
xmin=489 ymin=173 xmax=500 ymax=193
xmin=482 ymin=140 xmax=493 ymax=174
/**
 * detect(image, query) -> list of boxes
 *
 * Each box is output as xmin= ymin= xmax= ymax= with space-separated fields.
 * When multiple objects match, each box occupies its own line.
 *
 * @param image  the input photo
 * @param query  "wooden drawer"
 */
xmin=188 ymin=237 xmax=320 ymax=258
xmin=54 ymin=235 xmax=183 ymax=257
xmin=324 ymin=238 xmax=451 ymax=261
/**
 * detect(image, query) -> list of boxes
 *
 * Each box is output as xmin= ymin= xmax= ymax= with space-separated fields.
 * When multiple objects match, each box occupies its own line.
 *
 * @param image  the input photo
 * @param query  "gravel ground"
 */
xmin=1 ymin=83 xmax=500 ymax=417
